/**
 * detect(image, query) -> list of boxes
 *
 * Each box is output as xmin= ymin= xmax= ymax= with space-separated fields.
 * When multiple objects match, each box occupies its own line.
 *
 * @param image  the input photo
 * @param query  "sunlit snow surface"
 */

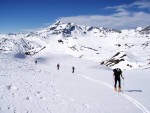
xmin=0 ymin=22 xmax=150 ymax=70
xmin=0 ymin=22 xmax=150 ymax=113
xmin=0 ymin=53 xmax=150 ymax=113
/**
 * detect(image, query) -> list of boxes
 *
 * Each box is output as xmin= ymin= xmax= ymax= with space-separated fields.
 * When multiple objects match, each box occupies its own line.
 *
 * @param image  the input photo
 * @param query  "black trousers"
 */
xmin=114 ymin=77 xmax=121 ymax=88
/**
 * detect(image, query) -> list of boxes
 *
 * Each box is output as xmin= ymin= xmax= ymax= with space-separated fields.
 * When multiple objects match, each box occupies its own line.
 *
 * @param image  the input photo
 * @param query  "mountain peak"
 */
xmin=140 ymin=26 xmax=150 ymax=34
xmin=54 ymin=20 xmax=63 ymax=25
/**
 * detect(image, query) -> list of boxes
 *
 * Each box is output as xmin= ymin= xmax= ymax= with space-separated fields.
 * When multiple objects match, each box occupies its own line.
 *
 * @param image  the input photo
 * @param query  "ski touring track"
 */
xmin=77 ymin=73 xmax=150 ymax=113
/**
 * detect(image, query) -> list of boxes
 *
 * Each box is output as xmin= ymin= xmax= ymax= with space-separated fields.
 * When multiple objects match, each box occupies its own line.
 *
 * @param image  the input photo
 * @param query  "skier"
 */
xmin=72 ymin=66 xmax=75 ymax=73
xmin=113 ymin=68 xmax=124 ymax=92
xmin=35 ymin=60 xmax=37 ymax=65
xmin=57 ymin=63 xmax=60 ymax=70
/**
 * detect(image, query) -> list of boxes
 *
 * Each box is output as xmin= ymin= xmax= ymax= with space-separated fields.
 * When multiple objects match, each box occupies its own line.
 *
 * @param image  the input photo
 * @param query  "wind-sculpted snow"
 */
xmin=0 ymin=21 xmax=150 ymax=70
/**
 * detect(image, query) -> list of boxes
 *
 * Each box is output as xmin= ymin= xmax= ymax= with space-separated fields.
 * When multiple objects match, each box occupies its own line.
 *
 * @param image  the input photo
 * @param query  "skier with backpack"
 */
xmin=72 ymin=66 xmax=75 ymax=73
xmin=35 ymin=60 xmax=37 ymax=65
xmin=57 ymin=63 xmax=60 ymax=70
xmin=113 ymin=68 xmax=124 ymax=92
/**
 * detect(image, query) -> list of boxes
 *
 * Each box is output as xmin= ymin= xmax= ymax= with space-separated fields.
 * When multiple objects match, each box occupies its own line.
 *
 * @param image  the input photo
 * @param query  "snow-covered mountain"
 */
xmin=1 ymin=21 xmax=150 ymax=113
xmin=0 ymin=21 xmax=150 ymax=70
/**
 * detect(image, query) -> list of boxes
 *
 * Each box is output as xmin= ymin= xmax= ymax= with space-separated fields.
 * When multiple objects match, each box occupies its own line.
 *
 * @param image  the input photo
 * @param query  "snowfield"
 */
xmin=0 ymin=22 xmax=150 ymax=70
xmin=0 ymin=21 xmax=150 ymax=113
xmin=0 ymin=53 xmax=150 ymax=113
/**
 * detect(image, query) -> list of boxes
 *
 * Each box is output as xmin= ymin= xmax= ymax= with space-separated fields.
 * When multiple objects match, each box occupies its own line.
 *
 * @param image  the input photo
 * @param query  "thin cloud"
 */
xmin=106 ymin=5 xmax=128 ymax=12
xmin=132 ymin=1 xmax=150 ymax=9
xmin=21 ymin=22 xmax=54 ymax=33
xmin=21 ymin=27 xmax=46 ymax=33
xmin=58 ymin=1 xmax=150 ymax=29
xmin=58 ymin=12 xmax=150 ymax=29
xmin=106 ymin=1 xmax=150 ymax=11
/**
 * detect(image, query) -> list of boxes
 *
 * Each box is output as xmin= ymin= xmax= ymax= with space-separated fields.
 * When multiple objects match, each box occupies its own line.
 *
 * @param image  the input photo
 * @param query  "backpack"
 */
xmin=113 ymin=68 xmax=122 ymax=77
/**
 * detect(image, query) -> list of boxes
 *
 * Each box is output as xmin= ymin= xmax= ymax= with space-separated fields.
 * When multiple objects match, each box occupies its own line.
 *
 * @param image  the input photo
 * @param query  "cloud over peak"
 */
xmin=106 ymin=1 xmax=150 ymax=11
xmin=58 ymin=1 xmax=150 ymax=29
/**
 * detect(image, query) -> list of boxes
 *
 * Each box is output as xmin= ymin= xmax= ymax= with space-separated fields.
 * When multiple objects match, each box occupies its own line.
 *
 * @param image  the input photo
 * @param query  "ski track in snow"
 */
xmin=1 ymin=55 xmax=150 ymax=113
xmin=78 ymin=74 xmax=150 ymax=113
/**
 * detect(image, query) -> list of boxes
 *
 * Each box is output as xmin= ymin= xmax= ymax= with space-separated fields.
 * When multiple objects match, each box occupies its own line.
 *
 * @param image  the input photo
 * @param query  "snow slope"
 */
xmin=0 ymin=22 xmax=150 ymax=112
xmin=0 ymin=21 xmax=150 ymax=70
xmin=0 ymin=53 xmax=150 ymax=113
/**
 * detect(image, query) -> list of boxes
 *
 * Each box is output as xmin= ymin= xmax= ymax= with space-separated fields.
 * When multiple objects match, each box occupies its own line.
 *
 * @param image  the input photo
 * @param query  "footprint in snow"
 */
xmin=7 ymin=85 xmax=18 ymax=91
xmin=69 ymin=98 xmax=75 ymax=102
xmin=35 ymin=91 xmax=46 ymax=100
xmin=25 ymin=96 xmax=33 ymax=100
xmin=82 ymin=103 xmax=90 ymax=109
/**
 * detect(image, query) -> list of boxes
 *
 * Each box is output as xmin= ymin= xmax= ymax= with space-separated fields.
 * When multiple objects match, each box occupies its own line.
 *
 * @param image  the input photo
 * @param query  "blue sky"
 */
xmin=0 ymin=0 xmax=150 ymax=34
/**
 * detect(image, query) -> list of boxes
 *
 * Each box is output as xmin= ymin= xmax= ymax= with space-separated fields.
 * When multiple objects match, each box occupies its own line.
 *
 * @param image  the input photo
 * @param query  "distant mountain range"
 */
xmin=0 ymin=21 xmax=150 ymax=70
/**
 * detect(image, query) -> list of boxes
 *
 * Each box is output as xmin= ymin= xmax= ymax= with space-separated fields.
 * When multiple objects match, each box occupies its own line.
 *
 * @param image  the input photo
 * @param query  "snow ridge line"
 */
xmin=78 ymin=74 xmax=150 ymax=113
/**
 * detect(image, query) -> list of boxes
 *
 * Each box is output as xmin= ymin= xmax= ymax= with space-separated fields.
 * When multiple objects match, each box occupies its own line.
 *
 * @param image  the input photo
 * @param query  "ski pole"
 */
xmin=122 ymin=79 xmax=125 ymax=93
xmin=113 ymin=76 xmax=115 ymax=89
